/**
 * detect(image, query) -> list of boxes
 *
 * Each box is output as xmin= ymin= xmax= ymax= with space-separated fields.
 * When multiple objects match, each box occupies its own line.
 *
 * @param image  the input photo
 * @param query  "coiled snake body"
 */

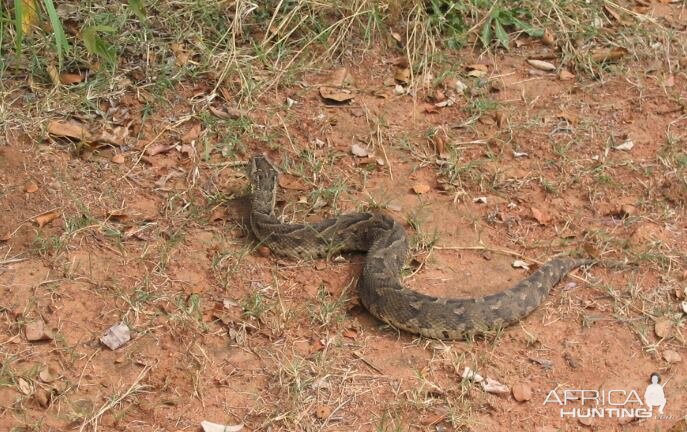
xmin=249 ymin=155 xmax=587 ymax=339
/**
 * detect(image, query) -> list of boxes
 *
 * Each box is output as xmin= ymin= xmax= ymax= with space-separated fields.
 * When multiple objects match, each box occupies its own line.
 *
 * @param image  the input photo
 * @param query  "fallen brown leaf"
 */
xmin=34 ymin=210 xmax=59 ymax=228
xmin=278 ymin=175 xmax=307 ymax=191
xmin=590 ymin=47 xmax=628 ymax=63
xmin=111 ymin=153 xmax=125 ymax=164
xmin=47 ymin=120 xmax=93 ymax=142
xmin=542 ymin=29 xmax=556 ymax=46
xmin=530 ymin=207 xmax=552 ymax=225
xmin=394 ymin=67 xmax=410 ymax=84
xmin=181 ymin=122 xmax=202 ymax=143
xmin=106 ymin=210 xmax=128 ymax=223
xmin=146 ymin=143 xmax=175 ymax=156
xmin=327 ymin=67 xmax=353 ymax=87
xmin=319 ymin=86 xmax=354 ymax=103
xmin=59 ymin=71 xmax=86 ymax=85
xmin=95 ymin=126 xmax=129 ymax=146
xmin=209 ymin=105 xmax=245 ymax=120
xmin=412 ymin=182 xmax=431 ymax=195
xmin=559 ymin=69 xmax=575 ymax=81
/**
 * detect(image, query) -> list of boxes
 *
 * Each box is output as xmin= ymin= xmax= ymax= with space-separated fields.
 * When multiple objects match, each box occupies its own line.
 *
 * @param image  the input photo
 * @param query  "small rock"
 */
xmin=619 ymin=204 xmax=638 ymax=217
xmin=351 ymin=143 xmax=370 ymax=157
xmin=200 ymin=421 xmax=244 ymax=432
xmin=256 ymin=246 xmax=271 ymax=257
xmin=461 ymin=367 xmax=484 ymax=383
xmin=564 ymin=352 xmax=580 ymax=369
xmin=655 ymin=319 xmax=673 ymax=338
xmin=25 ymin=320 xmax=53 ymax=342
xmin=481 ymin=377 xmax=509 ymax=395
xmin=100 ymin=322 xmax=131 ymax=350
xmin=512 ymin=260 xmax=530 ymax=270
xmin=663 ymin=349 xmax=682 ymax=363
xmin=579 ymin=417 xmax=594 ymax=427
xmin=39 ymin=365 xmax=59 ymax=383
xmin=512 ymin=382 xmax=533 ymax=402
xmin=682 ymin=301 xmax=687 ymax=314
xmin=24 ymin=181 xmax=39 ymax=193
xmin=111 ymin=154 xmax=125 ymax=164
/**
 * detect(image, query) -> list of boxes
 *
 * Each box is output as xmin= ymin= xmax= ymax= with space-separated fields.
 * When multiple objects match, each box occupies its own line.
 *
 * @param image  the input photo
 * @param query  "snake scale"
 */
xmin=249 ymin=155 xmax=588 ymax=339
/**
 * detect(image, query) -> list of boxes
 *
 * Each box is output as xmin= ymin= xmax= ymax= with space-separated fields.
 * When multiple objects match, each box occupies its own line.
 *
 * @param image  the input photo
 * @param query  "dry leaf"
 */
xmin=412 ymin=182 xmax=431 ymax=195
xmin=432 ymin=134 xmax=446 ymax=158
xmin=495 ymin=111 xmax=506 ymax=128
xmin=542 ymin=29 xmax=556 ymax=46
xmin=278 ymin=175 xmax=307 ymax=191
xmin=106 ymin=210 xmax=128 ymax=223
xmin=19 ymin=0 xmax=39 ymax=34
xmin=394 ymin=67 xmax=410 ymax=84
xmin=423 ymin=104 xmax=439 ymax=114
xmin=527 ymin=59 xmax=556 ymax=71
xmin=559 ymin=69 xmax=575 ymax=81
xmin=34 ymin=210 xmax=59 ymax=228
xmin=319 ymin=86 xmax=354 ymax=103
xmin=614 ymin=140 xmax=634 ymax=151
xmin=390 ymin=30 xmax=402 ymax=43
xmin=655 ymin=320 xmax=673 ymax=338
xmin=59 ymin=72 xmax=85 ymax=85
xmin=603 ymin=4 xmax=622 ymax=22
xmin=531 ymin=207 xmax=552 ymax=225
xmin=24 ymin=181 xmax=39 ymax=193
xmin=47 ymin=120 xmax=93 ymax=142
xmin=327 ymin=67 xmax=353 ymax=87
xmin=170 ymin=42 xmax=191 ymax=66
xmin=146 ymin=143 xmax=175 ymax=156
xmin=209 ymin=105 xmax=244 ymax=120
xmin=663 ymin=350 xmax=682 ymax=363
xmin=342 ymin=328 xmax=357 ymax=339
xmin=95 ymin=126 xmax=129 ymax=146
xmin=111 ymin=153 xmax=125 ymax=164
xmin=590 ymin=47 xmax=628 ymax=63
xmin=466 ymin=64 xmax=488 ymax=78
xmin=181 ymin=122 xmax=202 ymax=143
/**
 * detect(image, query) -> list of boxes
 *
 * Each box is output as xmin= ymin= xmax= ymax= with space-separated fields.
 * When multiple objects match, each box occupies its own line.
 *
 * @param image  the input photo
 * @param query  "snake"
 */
xmin=249 ymin=155 xmax=588 ymax=340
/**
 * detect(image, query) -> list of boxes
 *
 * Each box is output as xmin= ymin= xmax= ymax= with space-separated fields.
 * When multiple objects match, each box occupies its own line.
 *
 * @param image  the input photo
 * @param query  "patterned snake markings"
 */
xmin=249 ymin=155 xmax=589 ymax=339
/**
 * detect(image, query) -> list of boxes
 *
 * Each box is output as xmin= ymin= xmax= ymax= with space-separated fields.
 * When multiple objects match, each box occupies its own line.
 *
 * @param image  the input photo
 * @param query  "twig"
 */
xmin=79 ymin=363 xmax=153 ymax=432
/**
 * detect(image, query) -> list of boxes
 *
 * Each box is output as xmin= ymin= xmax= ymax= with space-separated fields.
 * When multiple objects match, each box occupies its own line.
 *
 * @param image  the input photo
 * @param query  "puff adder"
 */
xmin=249 ymin=155 xmax=588 ymax=340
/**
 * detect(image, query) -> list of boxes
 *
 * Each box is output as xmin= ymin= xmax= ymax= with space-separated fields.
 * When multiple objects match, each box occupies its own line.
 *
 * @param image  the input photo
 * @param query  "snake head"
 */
xmin=250 ymin=155 xmax=279 ymax=214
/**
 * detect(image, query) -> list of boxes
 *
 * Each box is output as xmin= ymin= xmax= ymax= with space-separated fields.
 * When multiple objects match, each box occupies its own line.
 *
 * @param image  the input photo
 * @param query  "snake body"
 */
xmin=249 ymin=155 xmax=587 ymax=339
